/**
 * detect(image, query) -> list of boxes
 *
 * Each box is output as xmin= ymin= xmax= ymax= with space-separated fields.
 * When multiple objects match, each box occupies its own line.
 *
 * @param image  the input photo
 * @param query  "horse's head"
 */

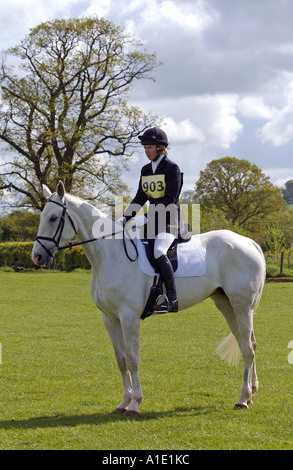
xmin=32 ymin=181 xmax=77 ymax=266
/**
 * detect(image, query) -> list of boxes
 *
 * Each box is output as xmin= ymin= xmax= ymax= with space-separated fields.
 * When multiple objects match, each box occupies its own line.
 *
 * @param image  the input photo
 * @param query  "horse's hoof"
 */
xmin=114 ymin=407 xmax=127 ymax=414
xmin=125 ymin=409 xmax=140 ymax=417
xmin=234 ymin=402 xmax=248 ymax=409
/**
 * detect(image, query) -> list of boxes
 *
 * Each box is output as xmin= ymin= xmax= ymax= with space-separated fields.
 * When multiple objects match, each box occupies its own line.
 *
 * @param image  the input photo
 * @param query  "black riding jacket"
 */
xmin=124 ymin=156 xmax=183 ymax=237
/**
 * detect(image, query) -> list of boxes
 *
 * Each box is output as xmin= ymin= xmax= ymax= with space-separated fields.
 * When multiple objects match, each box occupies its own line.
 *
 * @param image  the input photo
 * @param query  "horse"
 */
xmin=31 ymin=181 xmax=266 ymax=415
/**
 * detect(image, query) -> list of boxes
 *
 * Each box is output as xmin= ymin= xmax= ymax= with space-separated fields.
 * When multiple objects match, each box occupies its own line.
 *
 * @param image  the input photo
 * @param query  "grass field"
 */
xmin=0 ymin=270 xmax=293 ymax=450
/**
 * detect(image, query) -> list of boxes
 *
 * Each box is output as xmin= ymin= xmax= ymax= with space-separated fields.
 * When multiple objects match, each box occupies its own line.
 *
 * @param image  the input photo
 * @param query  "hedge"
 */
xmin=0 ymin=242 xmax=91 ymax=271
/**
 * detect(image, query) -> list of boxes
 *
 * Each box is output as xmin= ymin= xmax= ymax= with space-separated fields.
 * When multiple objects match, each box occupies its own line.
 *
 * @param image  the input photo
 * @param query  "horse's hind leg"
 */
xmin=232 ymin=306 xmax=255 ymax=409
xmin=212 ymin=289 xmax=240 ymax=344
xmin=212 ymin=289 xmax=257 ymax=408
xmin=251 ymin=329 xmax=258 ymax=397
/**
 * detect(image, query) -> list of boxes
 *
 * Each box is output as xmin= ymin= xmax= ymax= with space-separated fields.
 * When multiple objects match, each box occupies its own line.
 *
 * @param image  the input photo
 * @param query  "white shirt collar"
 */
xmin=151 ymin=154 xmax=165 ymax=173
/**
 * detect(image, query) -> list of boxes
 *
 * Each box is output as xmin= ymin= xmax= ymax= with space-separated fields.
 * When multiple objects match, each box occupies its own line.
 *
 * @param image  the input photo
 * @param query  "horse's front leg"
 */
xmin=119 ymin=311 xmax=143 ymax=416
xmin=102 ymin=313 xmax=132 ymax=413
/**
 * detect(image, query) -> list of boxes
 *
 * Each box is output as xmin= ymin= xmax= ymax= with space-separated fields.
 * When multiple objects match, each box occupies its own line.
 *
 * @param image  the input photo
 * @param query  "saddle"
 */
xmin=142 ymin=226 xmax=191 ymax=271
xmin=140 ymin=224 xmax=191 ymax=320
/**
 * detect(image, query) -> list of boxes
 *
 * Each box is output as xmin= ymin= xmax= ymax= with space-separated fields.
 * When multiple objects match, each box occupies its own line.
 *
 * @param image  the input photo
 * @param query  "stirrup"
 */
xmin=154 ymin=294 xmax=178 ymax=313
xmin=154 ymin=294 xmax=169 ymax=313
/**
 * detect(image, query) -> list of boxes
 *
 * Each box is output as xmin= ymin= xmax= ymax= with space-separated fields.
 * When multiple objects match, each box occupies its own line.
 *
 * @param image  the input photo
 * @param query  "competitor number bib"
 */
xmin=141 ymin=175 xmax=166 ymax=199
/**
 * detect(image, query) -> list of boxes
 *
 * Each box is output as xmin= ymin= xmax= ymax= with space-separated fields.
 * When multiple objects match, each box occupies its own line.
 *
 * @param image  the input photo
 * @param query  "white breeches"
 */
xmin=153 ymin=232 xmax=175 ymax=259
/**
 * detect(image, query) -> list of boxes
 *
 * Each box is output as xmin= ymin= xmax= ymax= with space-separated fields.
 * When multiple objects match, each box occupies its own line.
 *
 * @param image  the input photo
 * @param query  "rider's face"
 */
xmin=144 ymin=145 xmax=158 ymax=161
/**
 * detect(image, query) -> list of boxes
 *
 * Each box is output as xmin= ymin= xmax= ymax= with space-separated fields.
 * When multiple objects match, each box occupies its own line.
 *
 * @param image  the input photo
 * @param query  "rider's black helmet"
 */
xmin=138 ymin=127 xmax=168 ymax=147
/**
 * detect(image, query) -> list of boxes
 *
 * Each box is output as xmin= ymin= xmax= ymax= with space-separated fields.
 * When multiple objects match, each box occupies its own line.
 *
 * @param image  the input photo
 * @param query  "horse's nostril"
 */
xmin=36 ymin=254 xmax=43 ymax=264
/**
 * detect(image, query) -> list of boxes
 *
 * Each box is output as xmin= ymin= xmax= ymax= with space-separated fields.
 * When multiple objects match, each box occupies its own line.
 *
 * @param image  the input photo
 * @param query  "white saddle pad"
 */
xmin=136 ymin=235 xmax=207 ymax=278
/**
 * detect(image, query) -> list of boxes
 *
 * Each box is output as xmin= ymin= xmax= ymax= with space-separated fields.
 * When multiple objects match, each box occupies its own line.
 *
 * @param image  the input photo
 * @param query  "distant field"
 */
xmin=0 ymin=271 xmax=293 ymax=450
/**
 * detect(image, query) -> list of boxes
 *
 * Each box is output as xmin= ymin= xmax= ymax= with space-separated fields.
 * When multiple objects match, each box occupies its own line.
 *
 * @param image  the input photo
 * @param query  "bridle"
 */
xmin=35 ymin=195 xmax=138 ymax=262
xmin=35 ymin=196 xmax=78 ymax=258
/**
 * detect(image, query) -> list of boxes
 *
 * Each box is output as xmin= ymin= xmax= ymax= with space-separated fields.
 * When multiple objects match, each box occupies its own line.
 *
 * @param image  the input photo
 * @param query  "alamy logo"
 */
xmin=91 ymin=197 xmax=201 ymax=240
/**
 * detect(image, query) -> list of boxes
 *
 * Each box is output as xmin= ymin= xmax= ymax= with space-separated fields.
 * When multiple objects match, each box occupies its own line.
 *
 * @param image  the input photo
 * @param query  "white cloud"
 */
xmin=238 ymin=96 xmax=275 ymax=120
xmin=122 ymin=0 xmax=216 ymax=37
xmin=159 ymin=0 xmax=215 ymax=32
xmin=83 ymin=0 xmax=111 ymax=18
xmin=183 ymin=94 xmax=242 ymax=149
xmin=274 ymin=176 xmax=293 ymax=188
xmin=258 ymin=110 xmax=293 ymax=146
xmin=258 ymin=80 xmax=293 ymax=146
xmin=131 ymin=93 xmax=242 ymax=150
xmin=162 ymin=117 xmax=205 ymax=143
xmin=0 ymin=0 xmax=87 ymax=46
xmin=265 ymin=168 xmax=293 ymax=187
xmin=205 ymin=94 xmax=243 ymax=148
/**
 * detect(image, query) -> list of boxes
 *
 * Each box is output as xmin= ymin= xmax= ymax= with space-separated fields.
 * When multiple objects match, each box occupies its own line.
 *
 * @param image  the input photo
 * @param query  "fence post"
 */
xmin=279 ymin=251 xmax=284 ymax=276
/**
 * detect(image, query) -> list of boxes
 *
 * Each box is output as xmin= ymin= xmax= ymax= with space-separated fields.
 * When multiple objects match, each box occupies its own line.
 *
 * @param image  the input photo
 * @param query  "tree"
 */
xmin=0 ymin=17 xmax=159 ymax=210
xmin=282 ymin=180 xmax=293 ymax=205
xmin=194 ymin=157 xmax=284 ymax=236
xmin=0 ymin=210 xmax=40 ymax=241
xmin=199 ymin=206 xmax=251 ymax=236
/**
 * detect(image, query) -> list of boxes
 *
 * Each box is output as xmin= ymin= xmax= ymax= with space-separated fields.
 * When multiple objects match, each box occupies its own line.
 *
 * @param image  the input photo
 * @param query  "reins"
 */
xmin=58 ymin=226 xmax=138 ymax=263
xmin=35 ymin=196 xmax=138 ymax=262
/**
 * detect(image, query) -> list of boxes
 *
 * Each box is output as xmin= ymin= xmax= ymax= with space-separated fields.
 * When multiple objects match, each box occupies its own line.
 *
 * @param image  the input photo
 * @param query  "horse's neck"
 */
xmin=67 ymin=195 xmax=120 ymax=271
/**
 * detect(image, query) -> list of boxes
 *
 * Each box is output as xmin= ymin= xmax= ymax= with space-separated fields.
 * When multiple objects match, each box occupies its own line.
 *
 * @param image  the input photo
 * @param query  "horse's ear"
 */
xmin=42 ymin=184 xmax=52 ymax=199
xmin=56 ymin=180 xmax=65 ymax=200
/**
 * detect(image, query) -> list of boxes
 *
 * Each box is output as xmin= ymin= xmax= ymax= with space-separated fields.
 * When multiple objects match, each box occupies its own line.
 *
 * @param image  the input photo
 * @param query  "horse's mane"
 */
xmin=66 ymin=193 xmax=111 ymax=220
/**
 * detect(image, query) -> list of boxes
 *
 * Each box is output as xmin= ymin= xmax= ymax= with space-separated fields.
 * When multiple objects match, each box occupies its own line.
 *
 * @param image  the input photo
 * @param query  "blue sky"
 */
xmin=1 ymin=0 xmax=293 ymax=195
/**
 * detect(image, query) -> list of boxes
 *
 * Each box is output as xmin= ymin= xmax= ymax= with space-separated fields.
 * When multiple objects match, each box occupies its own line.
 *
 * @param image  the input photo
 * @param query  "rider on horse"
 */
xmin=121 ymin=127 xmax=183 ymax=313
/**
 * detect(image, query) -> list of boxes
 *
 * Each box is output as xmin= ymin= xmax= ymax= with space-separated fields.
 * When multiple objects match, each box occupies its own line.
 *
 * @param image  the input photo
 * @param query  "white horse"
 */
xmin=32 ymin=181 xmax=266 ymax=415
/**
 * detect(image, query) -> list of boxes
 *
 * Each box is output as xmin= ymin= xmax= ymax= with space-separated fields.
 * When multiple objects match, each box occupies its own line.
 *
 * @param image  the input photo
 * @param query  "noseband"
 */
xmin=35 ymin=196 xmax=77 ymax=258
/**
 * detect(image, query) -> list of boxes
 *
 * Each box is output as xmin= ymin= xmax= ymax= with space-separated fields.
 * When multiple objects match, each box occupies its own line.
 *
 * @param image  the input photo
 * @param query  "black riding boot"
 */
xmin=154 ymin=255 xmax=178 ymax=313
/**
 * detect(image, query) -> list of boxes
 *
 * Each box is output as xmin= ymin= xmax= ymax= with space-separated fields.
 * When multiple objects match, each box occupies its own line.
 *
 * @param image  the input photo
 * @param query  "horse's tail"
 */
xmin=216 ymin=333 xmax=241 ymax=366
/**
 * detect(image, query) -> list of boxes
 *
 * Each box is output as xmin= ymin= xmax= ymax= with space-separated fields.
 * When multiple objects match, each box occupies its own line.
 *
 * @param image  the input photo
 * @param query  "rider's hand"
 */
xmin=117 ymin=216 xmax=127 ymax=227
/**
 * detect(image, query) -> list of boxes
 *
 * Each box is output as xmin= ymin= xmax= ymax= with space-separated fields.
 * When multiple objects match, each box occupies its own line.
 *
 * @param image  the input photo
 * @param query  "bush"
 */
xmin=0 ymin=242 xmax=35 ymax=269
xmin=0 ymin=242 xmax=90 ymax=271
xmin=63 ymin=246 xmax=91 ymax=270
xmin=0 ymin=210 xmax=40 ymax=242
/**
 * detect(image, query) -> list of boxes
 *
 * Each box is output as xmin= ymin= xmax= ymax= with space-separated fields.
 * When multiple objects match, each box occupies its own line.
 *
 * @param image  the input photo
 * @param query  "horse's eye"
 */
xmin=50 ymin=215 xmax=58 ymax=222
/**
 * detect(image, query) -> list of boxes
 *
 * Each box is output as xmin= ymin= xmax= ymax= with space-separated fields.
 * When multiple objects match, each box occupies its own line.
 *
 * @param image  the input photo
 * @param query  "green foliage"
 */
xmin=0 ymin=242 xmax=90 ymax=271
xmin=263 ymin=224 xmax=286 ymax=253
xmin=63 ymin=246 xmax=91 ymax=271
xmin=0 ymin=242 xmax=36 ymax=269
xmin=0 ymin=272 xmax=293 ymax=449
xmin=280 ymin=208 xmax=293 ymax=249
xmin=199 ymin=206 xmax=251 ymax=237
xmin=195 ymin=157 xmax=285 ymax=238
xmin=0 ymin=210 xmax=40 ymax=242
xmin=261 ymin=209 xmax=293 ymax=253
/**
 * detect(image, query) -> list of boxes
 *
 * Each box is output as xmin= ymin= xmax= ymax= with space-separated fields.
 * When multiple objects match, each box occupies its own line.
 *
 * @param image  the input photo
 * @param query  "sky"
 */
xmin=1 ymin=0 xmax=293 ymax=196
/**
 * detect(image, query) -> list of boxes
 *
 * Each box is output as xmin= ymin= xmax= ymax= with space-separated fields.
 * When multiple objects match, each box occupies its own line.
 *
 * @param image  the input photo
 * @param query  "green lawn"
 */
xmin=0 ymin=271 xmax=293 ymax=450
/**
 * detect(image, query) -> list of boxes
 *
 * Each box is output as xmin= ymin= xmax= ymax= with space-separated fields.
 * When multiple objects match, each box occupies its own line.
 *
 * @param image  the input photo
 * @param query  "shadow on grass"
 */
xmin=0 ymin=405 xmax=216 ymax=430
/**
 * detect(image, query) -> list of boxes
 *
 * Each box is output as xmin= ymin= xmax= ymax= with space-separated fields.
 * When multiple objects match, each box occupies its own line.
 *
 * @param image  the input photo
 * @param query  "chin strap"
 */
xmin=154 ymin=147 xmax=161 ymax=160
